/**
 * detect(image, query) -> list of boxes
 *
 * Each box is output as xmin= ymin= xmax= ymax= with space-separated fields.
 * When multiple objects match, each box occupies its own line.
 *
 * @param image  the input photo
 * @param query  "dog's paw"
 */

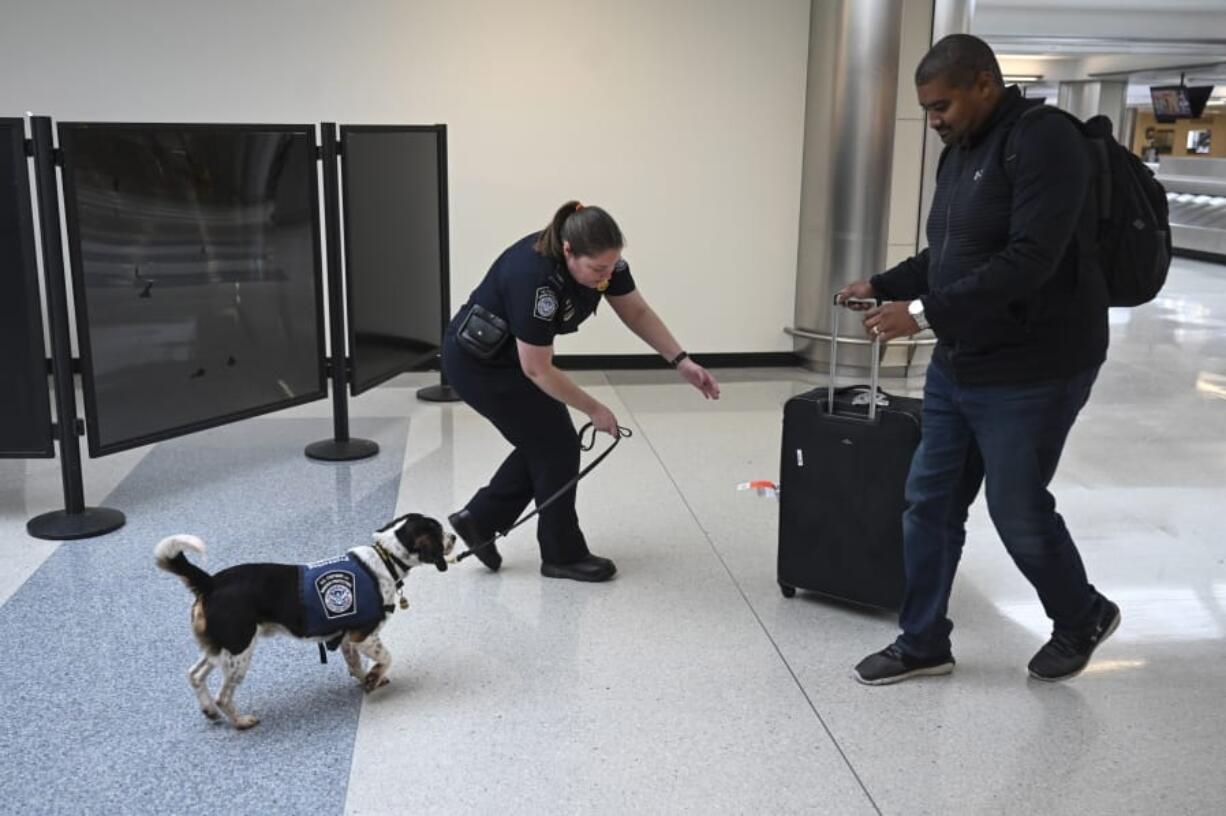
xmin=201 ymin=706 xmax=221 ymax=721
xmin=234 ymin=715 xmax=260 ymax=731
xmin=363 ymin=673 xmax=390 ymax=693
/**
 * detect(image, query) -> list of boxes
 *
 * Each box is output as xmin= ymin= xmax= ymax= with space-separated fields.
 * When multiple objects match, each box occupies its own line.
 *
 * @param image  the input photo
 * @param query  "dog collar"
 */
xmin=372 ymin=543 xmax=413 ymax=613
xmin=372 ymin=543 xmax=412 ymax=588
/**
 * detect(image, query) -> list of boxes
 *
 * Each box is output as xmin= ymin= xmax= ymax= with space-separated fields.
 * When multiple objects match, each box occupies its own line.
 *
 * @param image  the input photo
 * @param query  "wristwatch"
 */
xmin=907 ymin=299 xmax=929 ymax=332
xmin=668 ymin=350 xmax=689 ymax=368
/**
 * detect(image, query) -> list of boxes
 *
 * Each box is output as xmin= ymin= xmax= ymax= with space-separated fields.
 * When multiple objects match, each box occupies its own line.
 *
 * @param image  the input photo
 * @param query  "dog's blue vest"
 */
xmin=299 ymin=554 xmax=385 ymax=638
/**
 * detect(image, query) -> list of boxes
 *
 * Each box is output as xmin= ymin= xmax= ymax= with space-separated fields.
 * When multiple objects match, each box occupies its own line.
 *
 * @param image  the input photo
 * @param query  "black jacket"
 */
xmin=871 ymin=86 xmax=1109 ymax=384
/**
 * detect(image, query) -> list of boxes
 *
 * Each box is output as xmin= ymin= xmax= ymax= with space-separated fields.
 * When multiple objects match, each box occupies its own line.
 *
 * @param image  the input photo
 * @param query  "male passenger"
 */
xmin=838 ymin=35 xmax=1119 ymax=685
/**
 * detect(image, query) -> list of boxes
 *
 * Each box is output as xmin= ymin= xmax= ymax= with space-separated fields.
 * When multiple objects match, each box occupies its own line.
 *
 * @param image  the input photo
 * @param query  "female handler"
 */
xmin=443 ymin=201 xmax=720 ymax=582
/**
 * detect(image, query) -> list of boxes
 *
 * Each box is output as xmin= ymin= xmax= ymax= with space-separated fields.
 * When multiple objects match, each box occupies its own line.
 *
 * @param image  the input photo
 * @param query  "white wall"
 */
xmin=0 ymin=0 xmax=811 ymax=355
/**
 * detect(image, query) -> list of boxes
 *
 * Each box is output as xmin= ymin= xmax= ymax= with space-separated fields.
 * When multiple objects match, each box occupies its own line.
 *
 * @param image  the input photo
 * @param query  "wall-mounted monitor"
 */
xmin=0 ymin=118 xmax=54 ymax=458
xmin=58 ymin=123 xmax=327 ymax=456
xmin=340 ymin=126 xmax=448 ymax=395
xmin=1151 ymin=85 xmax=1214 ymax=122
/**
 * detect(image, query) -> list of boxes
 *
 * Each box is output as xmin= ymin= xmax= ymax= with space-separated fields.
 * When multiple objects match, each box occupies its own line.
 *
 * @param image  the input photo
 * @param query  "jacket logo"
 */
xmin=973 ymin=168 xmax=984 ymax=182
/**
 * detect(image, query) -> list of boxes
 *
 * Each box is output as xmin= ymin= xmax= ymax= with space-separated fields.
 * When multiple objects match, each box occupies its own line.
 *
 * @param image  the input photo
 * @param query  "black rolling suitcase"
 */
xmin=777 ymin=299 xmax=922 ymax=610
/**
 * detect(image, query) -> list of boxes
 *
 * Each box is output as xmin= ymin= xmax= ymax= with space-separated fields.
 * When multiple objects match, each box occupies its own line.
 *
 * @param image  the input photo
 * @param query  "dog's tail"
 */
xmin=154 ymin=534 xmax=212 ymax=596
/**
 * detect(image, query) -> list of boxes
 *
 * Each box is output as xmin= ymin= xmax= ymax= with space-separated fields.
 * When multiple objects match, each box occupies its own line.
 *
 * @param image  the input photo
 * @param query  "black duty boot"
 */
xmin=540 ymin=554 xmax=616 ymax=583
xmin=448 ymin=509 xmax=501 ymax=572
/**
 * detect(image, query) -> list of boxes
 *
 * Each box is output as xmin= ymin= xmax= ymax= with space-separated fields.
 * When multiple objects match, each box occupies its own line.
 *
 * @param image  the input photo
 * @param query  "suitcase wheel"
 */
xmin=779 ymin=582 xmax=796 ymax=599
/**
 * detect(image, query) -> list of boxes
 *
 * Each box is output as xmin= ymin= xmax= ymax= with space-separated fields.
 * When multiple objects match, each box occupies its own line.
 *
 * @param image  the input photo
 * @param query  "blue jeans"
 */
xmin=896 ymin=358 xmax=1100 ymax=659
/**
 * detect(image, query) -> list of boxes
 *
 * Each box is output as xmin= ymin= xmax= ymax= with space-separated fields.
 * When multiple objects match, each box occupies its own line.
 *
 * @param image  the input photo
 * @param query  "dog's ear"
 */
xmin=378 ymin=512 xmax=419 ymax=534
xmin=393 ymin=521 xmax=420 ymax=551
xmin=394 ymin=515 xmax=436 ymax=548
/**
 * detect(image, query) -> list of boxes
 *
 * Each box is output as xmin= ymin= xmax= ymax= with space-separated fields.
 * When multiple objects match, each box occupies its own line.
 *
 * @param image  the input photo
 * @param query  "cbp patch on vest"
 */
xmin=316 ymin=569 xmax=356 ymax=618
xmin=300 ymin=554 xmax=384 ymax=637
xmin=534 ymin=287 xmax=558 ymax=321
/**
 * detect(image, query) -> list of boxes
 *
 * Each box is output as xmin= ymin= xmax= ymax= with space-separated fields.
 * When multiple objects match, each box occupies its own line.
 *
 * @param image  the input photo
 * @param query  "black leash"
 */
xmin=455 ymin=422 xmax=632 ymax=563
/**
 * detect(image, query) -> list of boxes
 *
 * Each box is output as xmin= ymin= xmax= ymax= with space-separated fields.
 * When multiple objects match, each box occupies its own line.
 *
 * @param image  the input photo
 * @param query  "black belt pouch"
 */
xmin=456 ymin=304 xmax=510 ymax=360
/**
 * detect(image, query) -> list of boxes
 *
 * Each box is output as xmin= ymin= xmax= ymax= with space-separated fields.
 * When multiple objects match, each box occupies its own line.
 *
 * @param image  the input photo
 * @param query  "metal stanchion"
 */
xmin=306 ymin=122 xmax=379 ymax=462
xmin=26 ymin=115 xmax=124 ymax=540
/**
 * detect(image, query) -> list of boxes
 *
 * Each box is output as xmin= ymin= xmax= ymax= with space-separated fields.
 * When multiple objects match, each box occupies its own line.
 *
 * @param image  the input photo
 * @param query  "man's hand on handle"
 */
xmin=834 ymin=281 xmax=876 ymax=306
xmin=835 ymin=282 xmax=920 ymax=342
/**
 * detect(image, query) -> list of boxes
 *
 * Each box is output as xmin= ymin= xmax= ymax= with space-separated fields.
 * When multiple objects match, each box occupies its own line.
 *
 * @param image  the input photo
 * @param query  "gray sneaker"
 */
xmin=853 ymin=644 xmax=955 ymax=686
xmin=1028 ymin=597 xmax=1121 ymax=682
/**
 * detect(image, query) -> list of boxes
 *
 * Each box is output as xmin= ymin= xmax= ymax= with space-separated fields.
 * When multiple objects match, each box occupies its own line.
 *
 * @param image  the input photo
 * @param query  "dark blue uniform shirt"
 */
xmin=458 ymin=232 xmax=636 ymax=364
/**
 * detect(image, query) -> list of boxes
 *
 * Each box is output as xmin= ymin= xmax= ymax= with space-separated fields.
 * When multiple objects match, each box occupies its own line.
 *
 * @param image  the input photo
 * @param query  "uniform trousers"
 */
xmin=441 ymin=331 xmax=589 ymax=564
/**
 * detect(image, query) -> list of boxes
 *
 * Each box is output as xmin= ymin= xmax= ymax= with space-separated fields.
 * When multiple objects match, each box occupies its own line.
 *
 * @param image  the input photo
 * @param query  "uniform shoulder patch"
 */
xmin=534 ymin=286 xmax=559 ymax=321
xmin=613 ymin=258 xmax=629 ymax=273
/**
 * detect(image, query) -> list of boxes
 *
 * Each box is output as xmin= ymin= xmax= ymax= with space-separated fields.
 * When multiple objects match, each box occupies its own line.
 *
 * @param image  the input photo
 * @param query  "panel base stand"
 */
xmin=305 ymin=438 xmax=380 ymax=462
xmin=27 ymin=507 xmax=126 ymax=541
xmin=416 ymin=384 xmax=461 ymax=403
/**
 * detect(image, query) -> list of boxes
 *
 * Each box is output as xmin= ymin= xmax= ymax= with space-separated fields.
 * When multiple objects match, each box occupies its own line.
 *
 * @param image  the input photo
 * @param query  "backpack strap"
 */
xmin=1001 ymin=104 xmax=1110 ymax=221
xmin=1003 ymin=105 xmax=1113 ymax=223
xmin=1002 ymin=104 xmax=1082 ymax=182
xmin=1001 ymin=104 xmax=1107 ymax=281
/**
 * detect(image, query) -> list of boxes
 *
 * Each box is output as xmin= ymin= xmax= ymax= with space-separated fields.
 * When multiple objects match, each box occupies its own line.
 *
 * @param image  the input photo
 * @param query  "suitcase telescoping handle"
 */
xmin=828 ymin=294 xmax=883 ymax=421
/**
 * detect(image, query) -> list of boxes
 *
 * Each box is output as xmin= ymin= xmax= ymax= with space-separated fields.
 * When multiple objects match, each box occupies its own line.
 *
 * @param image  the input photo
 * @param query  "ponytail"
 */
xmin=533 ymin=200 xmax=624 ymax=260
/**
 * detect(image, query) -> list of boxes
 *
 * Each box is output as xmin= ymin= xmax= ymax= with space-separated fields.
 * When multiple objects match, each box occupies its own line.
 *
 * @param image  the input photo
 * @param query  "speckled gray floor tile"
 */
xmin=0 ymin=416 xmax=406 ymax=816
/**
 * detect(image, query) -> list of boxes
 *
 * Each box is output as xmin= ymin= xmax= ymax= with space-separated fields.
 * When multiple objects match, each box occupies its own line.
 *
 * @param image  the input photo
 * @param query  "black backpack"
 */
xmin=1005 ymin=106 xmax=1171 ymax=307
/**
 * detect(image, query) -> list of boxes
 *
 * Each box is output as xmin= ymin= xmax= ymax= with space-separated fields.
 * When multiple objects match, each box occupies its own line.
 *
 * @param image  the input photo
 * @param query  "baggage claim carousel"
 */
xmin=1156 ymin=157 xmax=1226 ymax=262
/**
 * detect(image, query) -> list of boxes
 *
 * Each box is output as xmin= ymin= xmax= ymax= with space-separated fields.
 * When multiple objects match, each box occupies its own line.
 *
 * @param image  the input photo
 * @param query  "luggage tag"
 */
xmin=737 ymin=480 xmax=779 ymax=499
xmin=850 ymin=389 xmax=890 ymax=408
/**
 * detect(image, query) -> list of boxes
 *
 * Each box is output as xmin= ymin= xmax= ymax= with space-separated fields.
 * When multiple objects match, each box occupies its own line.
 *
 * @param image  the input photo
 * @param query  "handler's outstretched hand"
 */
xmin=679 ymin=358 xmax=720 ymax=400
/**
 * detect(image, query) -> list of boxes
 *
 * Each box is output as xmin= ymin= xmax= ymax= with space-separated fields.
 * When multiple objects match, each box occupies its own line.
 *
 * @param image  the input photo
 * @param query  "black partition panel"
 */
xmin=341 ymin=126 xmax=447 ymax=395
xmin=0 ymin=118 xmax=54 ymax=458
xmin=58 ymin=124 xmax=326 ymax=456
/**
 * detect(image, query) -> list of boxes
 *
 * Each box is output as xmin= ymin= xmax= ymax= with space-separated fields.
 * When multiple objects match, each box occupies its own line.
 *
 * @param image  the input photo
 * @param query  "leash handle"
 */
xmin=578 ymin=421 xmax=632 ymax=451
xmin=455 ymin=422 xmax=632 ymax=562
